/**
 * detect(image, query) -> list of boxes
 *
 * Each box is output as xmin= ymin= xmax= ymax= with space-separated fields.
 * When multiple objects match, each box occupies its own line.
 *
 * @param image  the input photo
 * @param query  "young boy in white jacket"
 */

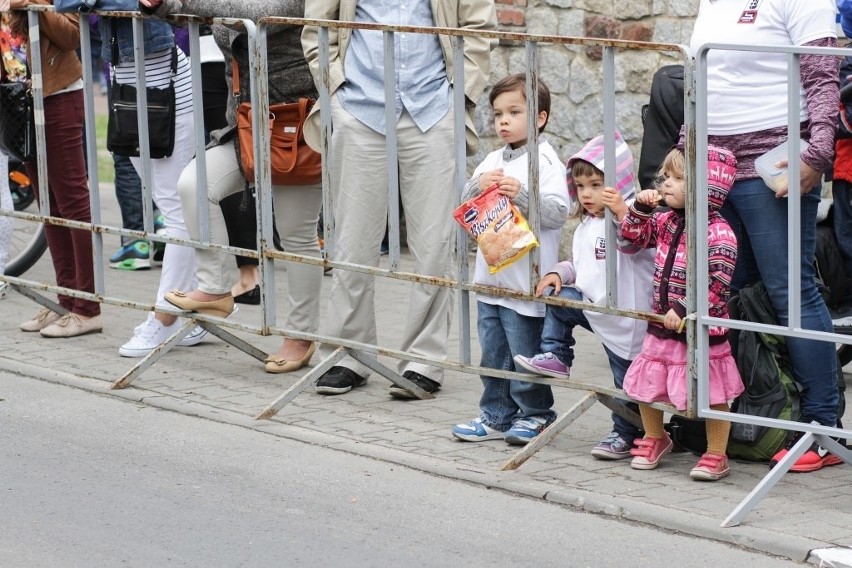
xmin=515 ymin=131 xmax=656 ymax=459
xmin=452 ymin=74 xmax=571 ymax=446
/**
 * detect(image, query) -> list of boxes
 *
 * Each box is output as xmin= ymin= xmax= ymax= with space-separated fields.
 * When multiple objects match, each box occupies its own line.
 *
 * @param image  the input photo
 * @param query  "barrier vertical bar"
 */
xmin=525 ymin=41 xmax=541 ymax=295
xmin=601 ymin=46 xmax=618 ymax=307
xmin=27 ymin=10 xmax=49 ymax=218
xmin=131 ymin=16 xmax=154 ymax=238
xmin=188 ymin=21 xmax=211 ymax=243
xmin=79 ymin=15 xmax=105 ymax=294
xmin=383 ymin=31 xmax=401 ymax=272
xmin=246 ymin=20 xmax=277 ymax=330
xmin=452 ymin=35 xmax=470 ymax=364
xmin=786 ymin=52 xmax=802 ymax=329
xmin=686 ymin=51 xmax=706 ymax=416
xmin=318 ymin=25 xmax=335 ymax=261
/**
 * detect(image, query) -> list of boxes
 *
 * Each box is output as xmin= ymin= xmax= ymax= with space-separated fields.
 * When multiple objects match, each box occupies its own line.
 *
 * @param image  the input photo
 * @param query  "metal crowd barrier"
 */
xmin=1 ymin=8 xmax=848 ymax=526
xmin=692 ymin=41 xmax=852 ymax=526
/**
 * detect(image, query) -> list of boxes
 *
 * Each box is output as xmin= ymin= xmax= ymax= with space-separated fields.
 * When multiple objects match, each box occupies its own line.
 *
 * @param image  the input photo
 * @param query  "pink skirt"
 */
xmin=623 ymin=334 xmax=744 ymax=411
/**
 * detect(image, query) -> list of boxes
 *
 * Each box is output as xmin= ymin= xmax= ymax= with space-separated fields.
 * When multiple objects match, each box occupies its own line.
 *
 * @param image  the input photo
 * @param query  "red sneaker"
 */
xmin=630 ymin=435 xmax=673 ymax=470
xmin=771 ymin=442 xmax=842 ymax=473
xmin=690 ymin=452 xmax=730 ymax=481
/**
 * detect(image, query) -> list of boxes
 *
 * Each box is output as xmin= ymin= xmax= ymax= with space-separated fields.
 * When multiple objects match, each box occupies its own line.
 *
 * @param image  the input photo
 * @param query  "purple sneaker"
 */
xmin=513 ymin=352 xmax=570 ymax=379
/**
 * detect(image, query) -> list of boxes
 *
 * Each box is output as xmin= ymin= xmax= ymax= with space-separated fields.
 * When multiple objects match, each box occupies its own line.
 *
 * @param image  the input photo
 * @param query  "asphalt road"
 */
xmin=0 ymin=371 xmax=805 ymax=567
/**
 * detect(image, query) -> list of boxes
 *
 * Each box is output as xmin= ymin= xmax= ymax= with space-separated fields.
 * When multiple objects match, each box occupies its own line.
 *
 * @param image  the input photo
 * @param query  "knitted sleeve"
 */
xmin=706 ymin=218 xmax=738 ymax=317
xmin=800 ymin=37 xmax=840 ymax=174
xmin=619 ymin=201 xmax=657 ymax=251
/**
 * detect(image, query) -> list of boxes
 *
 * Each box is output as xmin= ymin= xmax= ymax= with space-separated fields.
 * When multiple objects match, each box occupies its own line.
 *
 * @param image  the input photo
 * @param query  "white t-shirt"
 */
xmin=690 ymin=0 xmax=836 ymax=135
xmin=572 ymin=214 xmax=654 ymax=360
xmin=472 ymin=140 xmax=569 ymax=318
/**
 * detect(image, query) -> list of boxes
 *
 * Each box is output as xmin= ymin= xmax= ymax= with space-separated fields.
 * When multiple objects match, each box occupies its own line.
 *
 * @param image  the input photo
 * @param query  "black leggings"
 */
xmin=219 ymin=190 xmax=280 ymax=268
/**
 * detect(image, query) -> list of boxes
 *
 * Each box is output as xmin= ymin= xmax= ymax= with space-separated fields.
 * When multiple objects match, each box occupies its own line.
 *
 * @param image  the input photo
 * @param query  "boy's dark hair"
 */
xmin=488 ymin=73 xmax=551 ymax=133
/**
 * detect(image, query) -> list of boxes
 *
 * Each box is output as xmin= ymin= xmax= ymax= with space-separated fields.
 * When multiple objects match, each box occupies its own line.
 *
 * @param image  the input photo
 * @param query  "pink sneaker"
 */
xmin=690 ymin=452 xmax=730 ymax=481
xmin=630 ymin=435 xmax=673 ymax=470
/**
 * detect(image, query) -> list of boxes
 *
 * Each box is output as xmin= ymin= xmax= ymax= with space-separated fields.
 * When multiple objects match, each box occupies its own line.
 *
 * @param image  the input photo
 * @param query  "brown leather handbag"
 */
xmin=233 ymin=58 xmax=322 ymax=186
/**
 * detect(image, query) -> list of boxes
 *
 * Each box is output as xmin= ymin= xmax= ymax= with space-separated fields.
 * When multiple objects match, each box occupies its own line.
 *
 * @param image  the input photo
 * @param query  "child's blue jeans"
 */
xmin=477 ymin=301 xmax=555 ymax=431
xmin=540 ymin=286 xmax=643 ymax=441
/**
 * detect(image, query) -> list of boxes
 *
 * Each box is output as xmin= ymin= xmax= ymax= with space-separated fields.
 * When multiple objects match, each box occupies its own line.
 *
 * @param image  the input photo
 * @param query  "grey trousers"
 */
xmin=178 ymin=140 xmax=323 ymax=335
xmin=322 ymin=95 xmax=457 ymax=383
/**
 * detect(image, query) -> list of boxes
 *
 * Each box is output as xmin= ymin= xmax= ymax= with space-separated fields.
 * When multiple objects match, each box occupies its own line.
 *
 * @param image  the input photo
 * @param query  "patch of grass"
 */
xmin=94 ymin=113 xmax=114 ymax=185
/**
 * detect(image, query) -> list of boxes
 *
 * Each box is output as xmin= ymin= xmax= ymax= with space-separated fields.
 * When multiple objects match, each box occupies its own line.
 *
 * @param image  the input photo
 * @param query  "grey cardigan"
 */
xmin=142 ymin=0 xmax=317 ymax=144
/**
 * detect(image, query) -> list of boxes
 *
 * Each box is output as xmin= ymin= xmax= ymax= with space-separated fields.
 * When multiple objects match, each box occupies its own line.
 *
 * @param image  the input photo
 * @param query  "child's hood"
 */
xmin=566 ymin=130 xmax=636 ymax=203
xmin=707 ymin=145 xmax=737 ymax=211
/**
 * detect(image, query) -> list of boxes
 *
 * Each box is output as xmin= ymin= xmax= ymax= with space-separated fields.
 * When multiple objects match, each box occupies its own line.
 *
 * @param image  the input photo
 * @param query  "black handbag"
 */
xmin=0 ymin=79 xmax=36 ymax=162
xmin=106 ymin=34 xmax=177 ymax=159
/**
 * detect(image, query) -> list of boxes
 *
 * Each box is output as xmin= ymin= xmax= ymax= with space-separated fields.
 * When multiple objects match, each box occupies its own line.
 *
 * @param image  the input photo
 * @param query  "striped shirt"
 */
xmin=113 ymin=48 xmax=193 ymax=117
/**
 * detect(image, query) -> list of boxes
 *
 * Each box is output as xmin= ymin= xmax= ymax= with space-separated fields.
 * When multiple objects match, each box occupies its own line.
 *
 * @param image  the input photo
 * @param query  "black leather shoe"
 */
xmin=389 ymin=370 xmax=441 ymax=399
xmin=233 ymin=285 xmax=261 ymax=305
xmin=315 ymin=366 xmax=368 ymax=395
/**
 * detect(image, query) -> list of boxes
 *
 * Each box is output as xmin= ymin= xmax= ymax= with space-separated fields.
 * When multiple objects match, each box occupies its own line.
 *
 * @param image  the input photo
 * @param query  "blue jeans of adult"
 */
xmin=722 ymin=177 xmax=839 ymax=426
xmin=541 ymin=286 xmax=643 ymax=441
xmin=832 ymin=179 xmax=852 ymax=303
xmin=477 ymin=301 xmax=555 ymax=431
xmin=113 ymin=153 xmax=144 ymax=246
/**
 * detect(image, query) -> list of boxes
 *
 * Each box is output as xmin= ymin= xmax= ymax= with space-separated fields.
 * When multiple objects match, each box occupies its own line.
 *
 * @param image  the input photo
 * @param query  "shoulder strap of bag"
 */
xmin=232 ymin=56 xmax=241 ymax=98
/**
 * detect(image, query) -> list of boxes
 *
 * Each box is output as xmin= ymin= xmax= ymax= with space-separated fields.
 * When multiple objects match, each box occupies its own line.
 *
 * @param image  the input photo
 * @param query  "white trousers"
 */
xmin=178 ymin=140 xmax=323 ymax=334
xmin=130 ymin=111 xmax=198 ymax=311
xmin=323 ymin=96 xmax=457 ymax=382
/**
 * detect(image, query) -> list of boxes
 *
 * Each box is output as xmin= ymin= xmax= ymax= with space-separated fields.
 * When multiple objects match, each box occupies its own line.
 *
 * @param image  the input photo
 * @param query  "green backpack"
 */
xmin=726 ymin=282 xmax=802 ymax=462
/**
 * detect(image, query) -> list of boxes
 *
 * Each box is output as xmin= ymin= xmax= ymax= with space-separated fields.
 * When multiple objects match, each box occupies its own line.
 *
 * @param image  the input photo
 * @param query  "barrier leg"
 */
xmin=11 ymin=283 xmax=68 ymax=316
xmin=721 ymin=431 xmax=815 ymax=527
xmin=501 ymin=391 xmax=598 ymax=471
xmin=255 ymin=346 xmax=347 ymax=419
xmin=593 ymin=392 xmax=643 ymax=429
xmin=723 ymin=432 xmax=852 ymax=527
xmin=196 ymin=320 xmax=269 ymax=362
xmin=111 ymin=319 xmax=195 ymax=389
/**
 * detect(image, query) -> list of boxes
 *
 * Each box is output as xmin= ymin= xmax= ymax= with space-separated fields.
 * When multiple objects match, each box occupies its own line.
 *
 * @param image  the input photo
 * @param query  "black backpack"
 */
xmin=638 ymin=65 xmax=684 ymax=190
xmin=726 ymin=282 xmax=803 ymax=461
xmin=815 ymin=216 xmax=850 ymax=309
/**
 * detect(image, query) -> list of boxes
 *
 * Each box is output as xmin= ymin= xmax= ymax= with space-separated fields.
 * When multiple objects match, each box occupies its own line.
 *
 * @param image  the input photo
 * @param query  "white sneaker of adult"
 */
xmin=178 ymin=325 xmax=208 ymax=347
xmin=119 ymin=314 xmax=206 ymax=357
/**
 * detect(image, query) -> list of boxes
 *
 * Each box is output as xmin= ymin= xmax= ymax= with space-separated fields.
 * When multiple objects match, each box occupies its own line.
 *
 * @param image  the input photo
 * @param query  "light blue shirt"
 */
xmin=337 ymin=0 xmax=451 ymax=135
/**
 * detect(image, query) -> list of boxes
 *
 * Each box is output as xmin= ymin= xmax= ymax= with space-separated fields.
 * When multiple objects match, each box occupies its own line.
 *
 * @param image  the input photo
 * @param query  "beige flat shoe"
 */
xmin=264 ymin=343 xmax=316 ymax=374
xmin=40 ymin=313 xmax=103 ymax=338
xmin=20 ymin=308 xmax=62 ymax=332
xmin=165 ymin=290 xmax=235 ymax=319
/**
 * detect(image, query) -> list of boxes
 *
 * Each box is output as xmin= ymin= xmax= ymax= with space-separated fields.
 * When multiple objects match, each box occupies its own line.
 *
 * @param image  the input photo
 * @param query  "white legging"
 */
xmin=129 ymin=111 xmax=197 ymax=310
xmin=0 ymin=152 xmax=11 ymax=275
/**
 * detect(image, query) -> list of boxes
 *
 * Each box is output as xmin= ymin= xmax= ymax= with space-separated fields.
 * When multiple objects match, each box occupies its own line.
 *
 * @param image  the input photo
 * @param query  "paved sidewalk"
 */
xmin=2 ymin=187 xmax=852 ymax=565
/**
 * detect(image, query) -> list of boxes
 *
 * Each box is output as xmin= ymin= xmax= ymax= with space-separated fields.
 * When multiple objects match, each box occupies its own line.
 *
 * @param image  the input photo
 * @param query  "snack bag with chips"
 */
xmin=453 ymin=183 xmax=538 ymax=274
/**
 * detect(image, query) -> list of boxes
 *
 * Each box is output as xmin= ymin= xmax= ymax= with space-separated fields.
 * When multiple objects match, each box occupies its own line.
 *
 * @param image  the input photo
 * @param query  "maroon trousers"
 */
xmin=26 ymin=88 xmax=99 ymax=317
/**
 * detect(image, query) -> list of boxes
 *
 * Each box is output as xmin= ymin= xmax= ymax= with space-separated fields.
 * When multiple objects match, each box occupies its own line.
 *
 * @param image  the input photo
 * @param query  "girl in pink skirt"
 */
xmin=619 ymin=146 xmax=743 ymax=481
